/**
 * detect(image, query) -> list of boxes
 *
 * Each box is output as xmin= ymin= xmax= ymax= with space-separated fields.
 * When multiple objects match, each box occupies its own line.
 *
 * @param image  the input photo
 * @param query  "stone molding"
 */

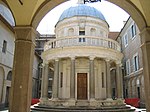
xmin=42 ymin=46 xmax=123 ymax=63
xmin=56 ymin=17 xmax=109 ymax=30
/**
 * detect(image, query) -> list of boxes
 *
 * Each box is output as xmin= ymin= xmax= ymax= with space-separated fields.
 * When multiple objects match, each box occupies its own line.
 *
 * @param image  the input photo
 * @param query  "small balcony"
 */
xmin=44 ymin=36 xmax=121 ymax=52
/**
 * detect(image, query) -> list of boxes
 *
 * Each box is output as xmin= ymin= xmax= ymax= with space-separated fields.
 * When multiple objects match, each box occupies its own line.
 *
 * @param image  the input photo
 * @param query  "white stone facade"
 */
xmin=117 ymin=17 xmax=145 ymax=106
xmin=41 ymin=2 xmax=123 ymax=107
xmin=0 ymin=20 xmax=14 ymax=107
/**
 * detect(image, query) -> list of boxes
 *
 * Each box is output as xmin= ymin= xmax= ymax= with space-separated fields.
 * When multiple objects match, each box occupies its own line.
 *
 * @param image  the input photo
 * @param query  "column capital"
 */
xmin=10 ymin=26 xmax=36 ymax=112
xmin=70 ymin=56 xmax=76 ymax=60
xmin=139 ymin=27 xmax=150 ymax=37
xmin=43 ymin=60 xmax=49 ymax=65
xmin=140 ymin=27 xmax=150 ymax=44
xmin=54 ymin=58 xmax=59 ymax=61
xmin=41 ymin=63 xmax=45 ymax=68
xmin=116 ymin=61 xmax=122 ymax=67
xmin=89 ymin=56 xmax=95 ymax=60
xmin=14 ymin=26 xmax=36 ymax=42
xmin=105 ymin=59 xmax=110 ymax=62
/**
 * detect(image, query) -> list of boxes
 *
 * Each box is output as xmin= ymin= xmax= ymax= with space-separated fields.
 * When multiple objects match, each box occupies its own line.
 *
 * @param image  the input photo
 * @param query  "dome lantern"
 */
xmin=77 ymin=0 xmax=84 ymax=4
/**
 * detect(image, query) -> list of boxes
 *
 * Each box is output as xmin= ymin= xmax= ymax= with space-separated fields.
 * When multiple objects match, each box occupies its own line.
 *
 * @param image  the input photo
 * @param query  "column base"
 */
xmin=116 ymin=98 xmax=125 ymax=105
xmin=39 ymin=97 xmax=49 ymax=105
xmin=64 ymin=99 xmax=76 ymax=106
xmin=89 ymin=99 xmax=97 ymax=107
xmin=51 ymin=98 xmax=59 ymax=101
xmin=38 ymin=98 xmax=125 ymax=107
xmin=106 ymin=98 xmax=113 ymax=101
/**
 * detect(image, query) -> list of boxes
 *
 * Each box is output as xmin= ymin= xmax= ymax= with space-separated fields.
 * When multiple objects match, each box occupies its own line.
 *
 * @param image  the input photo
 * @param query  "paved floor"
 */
xmin=0 ymin=106 xmax=146 ymax=112
xmin=126 ymin=105 xmax=146 ymax=112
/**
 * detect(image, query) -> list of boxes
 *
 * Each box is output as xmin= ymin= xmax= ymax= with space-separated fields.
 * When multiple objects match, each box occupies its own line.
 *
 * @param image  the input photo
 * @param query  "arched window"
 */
xmin=0 ymin=2 xmax=15 ymax=26
xmin=68 ymin=28 xmax=74 ymax=36
xmin=90 ymin=28 xmax=96 ymax=36
xmin=7 ymin=71 xmax=12 ymax=81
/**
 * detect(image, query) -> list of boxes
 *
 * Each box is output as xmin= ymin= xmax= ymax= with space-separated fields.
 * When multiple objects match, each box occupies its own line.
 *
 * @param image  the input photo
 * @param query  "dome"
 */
xmin=58 ymin=4 xmax=106 ymax=22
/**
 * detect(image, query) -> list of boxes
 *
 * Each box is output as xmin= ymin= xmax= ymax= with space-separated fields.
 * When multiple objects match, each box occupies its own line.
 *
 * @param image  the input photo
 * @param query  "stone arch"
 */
xmin=0 ymin=1 xmax=15 ymax=26
xmin=7 ymin=71 xmax=12 ymax=81
xmin=32 ymin=0 xmax=146 ymax=32
xmin=0 ymin=66 xmax=4 ymax=103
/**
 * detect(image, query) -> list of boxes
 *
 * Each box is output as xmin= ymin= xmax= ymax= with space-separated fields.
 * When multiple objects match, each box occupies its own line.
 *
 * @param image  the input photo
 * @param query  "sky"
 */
xmin=37 ymin=0 xmax=129 ymax=34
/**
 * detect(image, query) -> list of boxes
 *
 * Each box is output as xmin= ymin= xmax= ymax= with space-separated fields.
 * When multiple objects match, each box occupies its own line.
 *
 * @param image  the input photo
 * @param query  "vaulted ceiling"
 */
xmin=2 ymin=0 xmax=150 ymax=30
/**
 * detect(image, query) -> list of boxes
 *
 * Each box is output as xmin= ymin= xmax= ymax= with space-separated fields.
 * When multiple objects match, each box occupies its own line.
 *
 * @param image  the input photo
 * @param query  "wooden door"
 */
xmin=77 ymin=73 xmax=87 ymax=100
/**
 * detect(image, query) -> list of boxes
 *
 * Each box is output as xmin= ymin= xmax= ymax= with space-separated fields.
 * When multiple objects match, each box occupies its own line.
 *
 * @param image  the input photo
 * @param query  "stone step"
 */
xmin=31 ymin=105 xmax=135 ymax=112
xmin=75 ymin=100 xmax=89 ymax=106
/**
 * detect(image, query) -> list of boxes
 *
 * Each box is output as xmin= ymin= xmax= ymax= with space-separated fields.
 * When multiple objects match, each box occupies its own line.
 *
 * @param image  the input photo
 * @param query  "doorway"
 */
xmin=5 ymin=87 xmax=10 ymax=107
xmin=137 ymin=87 xmax=140 ymax=99
xmin=77 ymin=73 xmax=87 ymax=100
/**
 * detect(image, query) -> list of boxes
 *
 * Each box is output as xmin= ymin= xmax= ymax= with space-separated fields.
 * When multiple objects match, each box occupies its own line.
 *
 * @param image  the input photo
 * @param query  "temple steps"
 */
xmin=31 ymin=105 xmax=135 ymax=112
xmin=75 ymin=100 xmax=89 ymax=106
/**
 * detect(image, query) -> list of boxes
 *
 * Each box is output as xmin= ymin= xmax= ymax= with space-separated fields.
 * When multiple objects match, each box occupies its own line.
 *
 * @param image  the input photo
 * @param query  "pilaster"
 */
xmin=40 ymin=63 xmax=45 ymax=100
xmin=116 ymin=62 xmax=123 ymax=98
xmin=140 ymin=27 xmax=150 ymax=111
xmin=89 ymin=56 xmax=95 ymax=99
xmin=10 ymin=26 xmax=36 ymax=112
xmin=105 ymin=59 xmax=111 ymax=99
xmin=70 ymin=57 xmax=75 ymax=99
xmin=52 ymin=58 xmax=59 ymax=99
xmin=40 ymin=62 xmax=49 ymax=101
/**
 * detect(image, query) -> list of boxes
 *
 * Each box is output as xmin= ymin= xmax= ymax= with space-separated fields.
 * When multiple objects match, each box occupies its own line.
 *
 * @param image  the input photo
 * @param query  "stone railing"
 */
xmin=44 ymin=36 xmax=121 ymax=52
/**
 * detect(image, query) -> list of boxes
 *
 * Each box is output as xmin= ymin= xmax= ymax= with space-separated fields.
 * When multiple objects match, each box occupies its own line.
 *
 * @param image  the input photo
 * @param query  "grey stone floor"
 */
xmin=126 ymin=105 xmax=146 ymax=112
xmin=0 ymin=106 xmax=146 ymax=112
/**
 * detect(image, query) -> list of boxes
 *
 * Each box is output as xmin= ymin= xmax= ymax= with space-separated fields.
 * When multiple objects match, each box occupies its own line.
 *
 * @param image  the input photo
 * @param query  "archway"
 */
xmin=0 ymin=67 xmax=4 ymax=103
xmin=7 ymin=71 xmax=12 ymax=81
xmin=0 ymin=1 xmax=15 ymax=26
xmin=3 ymin=0 xmax=149 ymax=111
xmin=32 ymin=0 xmax=146 ymax=30
xmin=5 ymin=71 xmax=12 ymax=107
xmin=31 ymin=0 xmax=148 ymax=110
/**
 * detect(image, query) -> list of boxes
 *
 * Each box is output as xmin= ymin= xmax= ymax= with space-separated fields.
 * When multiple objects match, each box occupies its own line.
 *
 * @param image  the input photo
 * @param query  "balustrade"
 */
xmin=44 ymin=36 xmax=121 ymax=51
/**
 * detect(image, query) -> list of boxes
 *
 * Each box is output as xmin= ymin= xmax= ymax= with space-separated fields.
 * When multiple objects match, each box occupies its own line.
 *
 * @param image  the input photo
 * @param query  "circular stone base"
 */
xmin=31 ymin=104 xmax=135 ymax=112
xmin=31 ymin=99 xmax=135 ymax=112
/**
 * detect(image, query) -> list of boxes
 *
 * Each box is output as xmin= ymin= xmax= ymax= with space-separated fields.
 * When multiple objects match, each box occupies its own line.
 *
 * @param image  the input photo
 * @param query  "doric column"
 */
xmin=52 ymin=58 xmax=59 ymax=99
xmin=40 ymin=63 xmax=45 ymax=100
xmin=116 ymin=62 xmax=123 ymax=98
xmin=40 ymin=62 xmax=49 ymax=100
xmin=70 ymin=57 xmax=75 ymax=99
xmin=89 ymin=56 xmax=95 ymax=99
xmin=105 ymin=59 xmax=111 ymax=99
xmin=9 ymin=27 xmax=36 ymax=112
xmin=140 ymin=28 xmax=150 ymax=111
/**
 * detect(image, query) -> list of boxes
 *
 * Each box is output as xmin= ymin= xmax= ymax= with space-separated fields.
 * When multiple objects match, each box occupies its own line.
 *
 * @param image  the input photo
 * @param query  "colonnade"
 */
xmin=40 ymin=57 xmax=123 ymax=101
